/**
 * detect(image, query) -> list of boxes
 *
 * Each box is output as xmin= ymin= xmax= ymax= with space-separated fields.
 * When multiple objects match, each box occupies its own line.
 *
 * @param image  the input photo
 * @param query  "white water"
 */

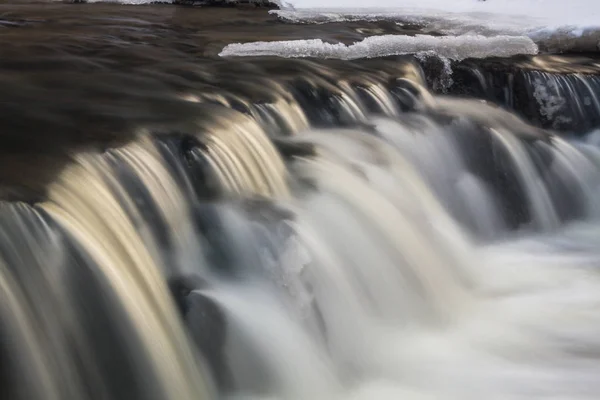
xmin=185 ymin=85 xmax=600 ymax=399
xmin=7 ymin=122 xmax=600 ymax=400
xmin=202 ymin=124 xmax=600 ymax=400
xmin=3 ymin=28 xmax=600 ymax=399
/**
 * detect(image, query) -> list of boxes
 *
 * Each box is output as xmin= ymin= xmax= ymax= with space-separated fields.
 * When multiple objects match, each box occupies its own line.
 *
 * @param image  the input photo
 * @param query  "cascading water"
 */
xmin=2 ymin=4 xmax=600 ymax=400
xmin=447 ymin=56 xmax=600 ymax=133
xmin=3 ymin=47 xmax=600 ymax=400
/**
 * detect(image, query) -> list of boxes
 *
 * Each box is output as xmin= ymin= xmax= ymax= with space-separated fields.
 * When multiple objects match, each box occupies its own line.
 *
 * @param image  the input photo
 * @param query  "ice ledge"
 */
xmin=219 ymin=34 xmax=539 ymax=61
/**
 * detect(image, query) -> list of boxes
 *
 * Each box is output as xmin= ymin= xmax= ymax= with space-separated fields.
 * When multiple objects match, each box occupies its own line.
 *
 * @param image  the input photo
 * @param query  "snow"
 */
xmin=62 ymin=0 xmax=600 ymax=54
xmin=219 ymin=34 xmax=538 ymax=60
xmin=280 ymin=0 xmax=599 ymax=26
xmin=275 ymin=0 xmax=600 ymax=39
xmin=65 ymin=0 xmax=600 ymax=39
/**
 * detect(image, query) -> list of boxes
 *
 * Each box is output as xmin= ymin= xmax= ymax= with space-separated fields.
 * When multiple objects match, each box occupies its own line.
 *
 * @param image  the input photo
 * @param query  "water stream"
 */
xmin=2 ymin=3 xmax=600 ymax=400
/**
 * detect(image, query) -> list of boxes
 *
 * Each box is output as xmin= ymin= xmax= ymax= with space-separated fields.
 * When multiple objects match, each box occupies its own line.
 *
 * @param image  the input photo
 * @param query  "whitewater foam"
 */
xmin=219 ymin=35 xmax=538 ymax=60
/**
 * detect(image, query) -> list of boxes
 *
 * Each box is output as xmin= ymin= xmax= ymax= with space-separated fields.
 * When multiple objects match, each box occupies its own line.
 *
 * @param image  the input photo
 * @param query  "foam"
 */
xmin=219 ymin=34 xmax=538 ymax=61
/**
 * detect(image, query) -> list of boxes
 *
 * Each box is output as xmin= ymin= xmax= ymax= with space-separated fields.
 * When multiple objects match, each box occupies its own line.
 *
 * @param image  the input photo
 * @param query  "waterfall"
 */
xmin=448 ymin=57 xmax=600 ymax=133
xmin=2 ymin=53 xmax=600 ymax=400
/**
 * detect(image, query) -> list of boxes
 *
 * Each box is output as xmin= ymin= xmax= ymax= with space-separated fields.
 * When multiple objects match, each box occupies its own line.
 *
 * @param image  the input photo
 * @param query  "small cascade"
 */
xmin=39 ymin=138 xmax=214 ymax=400
xmin=448 ymin=56 xmax=600 ymax=133
xmin=2 ymin=50 xmax=600 ymax=400
xmin=188 ymin=109 xmax=290 ymax=199
xmin=523 ymin=71 xmax=600 ymax=131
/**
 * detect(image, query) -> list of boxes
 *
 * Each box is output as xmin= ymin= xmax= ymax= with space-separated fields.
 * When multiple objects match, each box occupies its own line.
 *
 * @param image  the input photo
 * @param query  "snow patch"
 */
xmin=219 ymin=34 xmax=538 ymax=61
xmin=279 ymin=0 xmax=600 ymax=28
xmin=273 ymin=1 xmax=600 ymax=40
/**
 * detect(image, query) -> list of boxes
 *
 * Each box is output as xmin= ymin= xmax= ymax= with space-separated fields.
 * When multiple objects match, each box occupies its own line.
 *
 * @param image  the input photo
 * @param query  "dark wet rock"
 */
xmin=173 ymin=0 xmax=279 ymax=8
xmin=534 ymin=29 xmax=600 ymax=54
xmin=272 ymin=138 xmax=317 ymax=159
xmin=168 ymin=276 xmax=232 ymax=391
xmin=416 ymin=53 xmax=454 ymax=92
xmin=444 ymin=54 xmax=600 ymax=133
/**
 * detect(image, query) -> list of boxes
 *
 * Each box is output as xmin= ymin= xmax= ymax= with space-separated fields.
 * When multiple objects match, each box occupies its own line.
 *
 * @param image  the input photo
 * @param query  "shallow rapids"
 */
xmin=2 ymin=67 xmax=600 ymax=400
xmin=2 ymin=3 xmax=600 ymax=400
